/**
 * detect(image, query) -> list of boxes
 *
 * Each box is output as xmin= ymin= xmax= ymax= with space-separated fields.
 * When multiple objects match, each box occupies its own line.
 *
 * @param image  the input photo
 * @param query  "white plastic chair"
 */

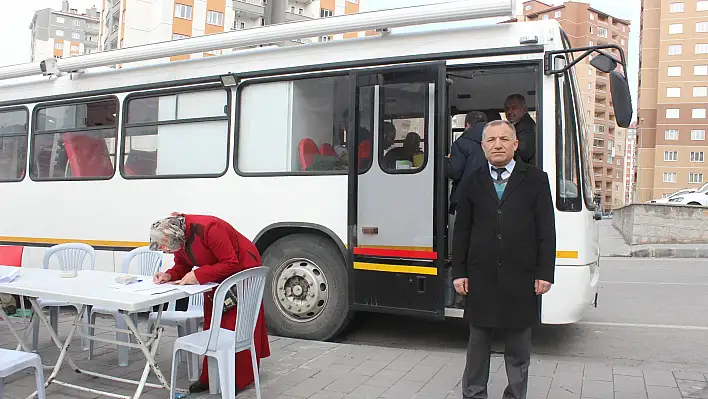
xmin=32 ymin=243 xmax=95 ymax=351
xmin=147 ymin=291 xmax=204 ymax=381
xmin=88 ymin=246 xmax=163 ymax=366
xmin=170 ymin=267 xmax=268 ymax=399
xmin=0 ymin=348 xmax=46 ymax=399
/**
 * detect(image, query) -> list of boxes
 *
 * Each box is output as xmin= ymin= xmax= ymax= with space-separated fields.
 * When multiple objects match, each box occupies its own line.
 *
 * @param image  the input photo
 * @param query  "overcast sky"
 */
xmin=1 ymin=0 xmax=639 ymax=115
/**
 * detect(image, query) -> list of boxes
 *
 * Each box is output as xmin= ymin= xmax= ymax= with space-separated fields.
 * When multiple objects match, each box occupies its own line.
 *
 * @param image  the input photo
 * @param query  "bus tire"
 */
xmin=261 ymin=233 xmax=351 ymax=341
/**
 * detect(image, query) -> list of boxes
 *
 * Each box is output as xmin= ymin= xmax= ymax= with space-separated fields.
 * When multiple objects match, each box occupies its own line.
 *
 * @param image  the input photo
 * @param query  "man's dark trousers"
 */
xmin=462 ymin=326 xmax=531 ymax=399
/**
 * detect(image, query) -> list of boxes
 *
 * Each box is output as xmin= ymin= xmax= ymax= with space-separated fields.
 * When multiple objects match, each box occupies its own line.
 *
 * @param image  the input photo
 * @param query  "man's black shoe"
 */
xmin=189 ymin=381 xmax=209 ymax=393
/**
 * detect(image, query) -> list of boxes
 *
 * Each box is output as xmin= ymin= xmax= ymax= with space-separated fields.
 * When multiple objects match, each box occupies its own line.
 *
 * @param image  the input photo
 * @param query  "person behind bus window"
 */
xmin=503 ymin=94 xmax=536 ymax=165
xmin=382 ymin=131 xmax=422 ymax=170
xmin=150 ymin=213 xmax=271 ymax=395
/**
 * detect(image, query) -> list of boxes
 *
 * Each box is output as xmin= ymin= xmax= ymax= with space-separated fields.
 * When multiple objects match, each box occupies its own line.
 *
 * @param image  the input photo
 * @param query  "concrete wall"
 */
xmin=613 ymin=203 xmax=708 ymax=245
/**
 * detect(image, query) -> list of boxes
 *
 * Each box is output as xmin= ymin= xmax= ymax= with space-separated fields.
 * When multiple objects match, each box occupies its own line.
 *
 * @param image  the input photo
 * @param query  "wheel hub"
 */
xmin=273 ymin=258 xmax=328 ymax=322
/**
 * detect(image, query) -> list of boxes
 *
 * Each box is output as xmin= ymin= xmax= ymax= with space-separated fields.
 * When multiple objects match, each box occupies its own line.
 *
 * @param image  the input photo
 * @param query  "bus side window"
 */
xmin=555 ymin=65 xmax=582 ymax=212
xmin=379 ymin=82 xmax=428 ymax=174
xmin=0 ymin=108 xmax=28 ymax=182
xmin=31 ymin=99 xmax=118 ymax=181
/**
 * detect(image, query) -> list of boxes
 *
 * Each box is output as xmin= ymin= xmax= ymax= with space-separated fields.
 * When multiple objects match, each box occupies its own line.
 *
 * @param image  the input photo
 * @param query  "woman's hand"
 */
xmin=175 ymin=271 xmax=199 ymax=285
xmin=153 ymin=272 xmax=172 ymax=284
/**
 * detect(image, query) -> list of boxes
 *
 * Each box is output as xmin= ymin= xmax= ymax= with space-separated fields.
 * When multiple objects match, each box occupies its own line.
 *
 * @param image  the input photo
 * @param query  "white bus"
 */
xmin=0 ymin=0 xmax=632 ymax=341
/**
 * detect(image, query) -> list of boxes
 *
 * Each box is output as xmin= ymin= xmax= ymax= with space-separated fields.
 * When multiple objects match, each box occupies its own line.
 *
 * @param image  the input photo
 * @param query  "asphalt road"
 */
xmin=338 ymin=257 xmax=708 ymax=372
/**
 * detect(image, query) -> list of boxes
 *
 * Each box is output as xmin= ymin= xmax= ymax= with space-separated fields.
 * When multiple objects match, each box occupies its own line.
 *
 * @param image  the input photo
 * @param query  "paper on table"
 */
xmin=112 ymin=280 xmax=176 ymax=294
xmin=172 ymin=283 xmax=218 ymax=295
xmin=0 ymin=268 xmax=20 ymax=283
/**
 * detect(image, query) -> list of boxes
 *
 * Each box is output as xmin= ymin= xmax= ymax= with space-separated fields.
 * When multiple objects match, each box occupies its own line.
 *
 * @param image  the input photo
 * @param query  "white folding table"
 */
xmin=0 ymin=265 xmax=214 ymax=399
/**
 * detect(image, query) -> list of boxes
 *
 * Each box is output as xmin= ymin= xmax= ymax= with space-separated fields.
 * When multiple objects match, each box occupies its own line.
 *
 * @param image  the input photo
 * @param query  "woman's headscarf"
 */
xmin=149 ymin=214 xmax=187 ymax=252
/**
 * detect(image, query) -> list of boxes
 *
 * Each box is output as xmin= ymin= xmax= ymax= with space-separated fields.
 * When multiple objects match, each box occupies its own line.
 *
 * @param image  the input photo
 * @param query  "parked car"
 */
xmin=667 ymin=184 xmax=708 ymax=206
xmin=649 ymin=188 xmax=696 ymax=203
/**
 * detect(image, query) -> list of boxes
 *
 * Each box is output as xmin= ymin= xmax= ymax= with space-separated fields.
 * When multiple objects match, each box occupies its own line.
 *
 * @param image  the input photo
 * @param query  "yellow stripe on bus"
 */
xmin=0 ymin=236 xmax=148 ymax=249
xmin=556 ymin=251 xmax=579 ymax=259
xmin=353 ymin=262 xmax=438 ymax=276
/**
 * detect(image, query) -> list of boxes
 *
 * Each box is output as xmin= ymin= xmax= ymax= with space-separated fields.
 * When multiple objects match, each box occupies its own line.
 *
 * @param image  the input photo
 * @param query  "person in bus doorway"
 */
xmin=150 ymin=213 xmax=271 ymax=395
xmin=503 ymin=94 xmax=536 ymax=165
xmin=451 ymin=120 xmax=556 ymax=399
xmin=446 ymin=111 xmax=488 ymax=215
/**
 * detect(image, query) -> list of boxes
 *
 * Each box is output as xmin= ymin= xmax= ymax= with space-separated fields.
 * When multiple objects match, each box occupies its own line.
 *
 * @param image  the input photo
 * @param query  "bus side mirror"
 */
xmin=590 ymin=53 xmax=617 ymax=73
xmin=610 ymin=70 xmax=633 ymax=128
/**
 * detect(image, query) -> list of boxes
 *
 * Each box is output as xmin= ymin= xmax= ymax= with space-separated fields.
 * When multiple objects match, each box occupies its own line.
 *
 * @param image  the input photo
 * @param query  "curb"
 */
xmin=630 ymin=246 xmax=708 ymax=258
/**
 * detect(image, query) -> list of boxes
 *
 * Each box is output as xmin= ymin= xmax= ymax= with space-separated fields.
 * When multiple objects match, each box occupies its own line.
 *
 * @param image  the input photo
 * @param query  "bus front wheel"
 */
xmin=261 ymin=233 xmax=351 ymax=341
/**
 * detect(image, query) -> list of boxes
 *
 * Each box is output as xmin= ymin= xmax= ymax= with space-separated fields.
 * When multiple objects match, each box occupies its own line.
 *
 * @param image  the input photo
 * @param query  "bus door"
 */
xmin=347 ymin=62 xmax=447 ymax=317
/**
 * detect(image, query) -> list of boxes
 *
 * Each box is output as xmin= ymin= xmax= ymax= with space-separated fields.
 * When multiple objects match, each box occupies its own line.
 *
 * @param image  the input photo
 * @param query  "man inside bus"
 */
xmin=451 ymin=120 xmax=556 ymax=399
xmin=446 ymin=111 xmax=488 ymax=215
xmin=503 ymin=94 xmax=536 ymax=165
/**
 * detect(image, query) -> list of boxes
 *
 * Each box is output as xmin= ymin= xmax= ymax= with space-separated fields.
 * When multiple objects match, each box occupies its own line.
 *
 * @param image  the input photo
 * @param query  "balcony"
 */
xmin=285 ymin=11 xmax=314 ymax=22
xmin=234 ymin=0 xmax=265 ymax=18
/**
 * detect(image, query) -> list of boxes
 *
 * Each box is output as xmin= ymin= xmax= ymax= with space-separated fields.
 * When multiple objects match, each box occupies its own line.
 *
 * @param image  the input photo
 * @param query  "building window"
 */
xmin=598 ymin=27 xmax=608 ymax=38
xmin=31 ymin=99 xmax=118 ymax=180
xmin=665 ymin=129 xmax=679 ymax=140
xmin=615 ymin=184 xmax=619 ymax=192
xmin=664 ymin=172 xmax=677 ymax=183
xmin=590 ymin=26 xmax=594 ymax=34
xmin=54 ymin=42 xmax=63 ymax=50
xmin=594 ymin=124 xmax=605 ymax=133
xmin=56 ymin=16 xmax=65 ymax=23
xmin=692 ymin=129 xmax=706 ymax=140
xmin=320 ymin=9 xmax=333 ymax=17
xmin=74 ymin=20 xmax=81 ymax=27
xmin=697 ymin=22 xmax=708 ymax=32
xmin=72 ymin=32 xmax=80 ymax=40
xmin=668 ymin=66 xmax=682 ymax=76
xmin=697 ymin=44 xmax=708 ymax=54
xmin=621 ymin=39 xmax=625 ymax=45
xmin=666 ymin=108 xmax=680 ymax=118
xmin=123 ymin=89 xmax=228 ymax=178
xmin=691 ymin=151 xmax=705 ymax=162
xmin=56 ymin=29 xmax=64 ymax=36
xmin=668 ymin=44 xmax=682 ymax=55
xmin=665 ymin=151 xmax=678 ymax=161
xmin=667 ymin=87 xmax=681 ymax=97
xmin=589 ymin=12 xmax=594 ymax=20
xmin=555 ymin=11 xmax=561 ymax=18
xmin=670 ymin=2 xmax=685 ymax=13
xmin=0 ymin=109 xmax=29 ymax=182
xmin=616 ymin=158 xmax=621 ymax=166
xmin=207 ymin=11 xmax=224 ymax=26
xmin=693 ymin=108 xmax=707 ymax=118
xmin=172 ymin=33 xmax=189 ymax=40
xmin=175 ymin=4 xmax=193 ymax=20
xmin=694 ymin=87 xmax=708 ymax=97
xmin=696 ymin=65 xmax=708 ymax=75
xmin=699 ymin=1 xmax=708 ymax=11
xmin=689 ymin=173 xmax=704 ymax=184
xmin=669 ymin=23 xmax=684 ymax=34
xmin=542 ymin=14 xmax=549 ymax=20
xmin=71 ymin=45 xmax=79 ymax=52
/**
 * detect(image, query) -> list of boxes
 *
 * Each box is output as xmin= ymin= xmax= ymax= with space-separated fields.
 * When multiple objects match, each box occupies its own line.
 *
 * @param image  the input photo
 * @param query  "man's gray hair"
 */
xmin=505 ymin=93 xmax=527 ymax=108
xmin=482 ymin=119 xmax=517 ymax=140
xmin=465 ymin=111 xmax=488 ymax=126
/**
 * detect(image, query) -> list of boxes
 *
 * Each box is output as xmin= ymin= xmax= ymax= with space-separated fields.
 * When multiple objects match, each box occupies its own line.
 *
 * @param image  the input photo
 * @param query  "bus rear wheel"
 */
xmin=261 ymin=233 xmax=351 ymax=341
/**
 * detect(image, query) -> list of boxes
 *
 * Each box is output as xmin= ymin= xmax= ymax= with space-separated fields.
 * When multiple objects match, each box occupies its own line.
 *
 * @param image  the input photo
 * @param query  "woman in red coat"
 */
xmin=150 ymin=213 xmax=271 ymax=394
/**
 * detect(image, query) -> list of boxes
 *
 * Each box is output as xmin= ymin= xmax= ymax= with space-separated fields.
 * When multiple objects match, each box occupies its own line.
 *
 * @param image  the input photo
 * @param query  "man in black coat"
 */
xmin=446 ymin=111 xmax=488 ymax=214
xmin=451 ymin=120 xmax=556 ymax=399
xmin=504 ymin=94 xmax=537 ymax=165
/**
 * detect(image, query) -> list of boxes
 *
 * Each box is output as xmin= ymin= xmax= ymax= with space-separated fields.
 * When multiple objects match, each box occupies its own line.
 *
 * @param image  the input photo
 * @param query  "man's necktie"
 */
xmin=492 ymin=167 xmax=507 ymax=182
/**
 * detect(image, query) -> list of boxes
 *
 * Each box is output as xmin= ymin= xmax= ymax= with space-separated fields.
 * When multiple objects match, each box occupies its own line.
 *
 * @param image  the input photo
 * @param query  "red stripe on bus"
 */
xmin=353 ymin=247 xmax=438 ymax=260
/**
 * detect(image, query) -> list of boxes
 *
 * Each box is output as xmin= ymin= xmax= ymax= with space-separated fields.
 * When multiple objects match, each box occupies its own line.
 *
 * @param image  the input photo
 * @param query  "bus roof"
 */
xmin=0 ymin=19 xmax=562 ymax=106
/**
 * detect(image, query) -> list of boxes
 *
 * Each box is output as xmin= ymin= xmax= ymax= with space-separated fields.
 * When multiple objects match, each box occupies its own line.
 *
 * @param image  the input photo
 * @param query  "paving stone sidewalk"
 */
xmin=1 ymin=313 xmax=708 ymax=399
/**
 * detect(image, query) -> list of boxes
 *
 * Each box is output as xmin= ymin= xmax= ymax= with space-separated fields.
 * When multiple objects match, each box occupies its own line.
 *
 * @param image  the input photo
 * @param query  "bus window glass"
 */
xmin=237 ymin=74 xmax=351 ymax=174
xmin=122 ymin=89 xmax=228 ymax=178
xmin=31 ymin=99 xmax=117 ymax=180
xmin=555 ymin=69 xmax=582 ymax=211
xmin=0 ymin=109 xmax=28 ymax=182
xmin=356 ymin=85 xmax=375 ymax=173
xmin=379 ymin=82 xmax=428 ymax=173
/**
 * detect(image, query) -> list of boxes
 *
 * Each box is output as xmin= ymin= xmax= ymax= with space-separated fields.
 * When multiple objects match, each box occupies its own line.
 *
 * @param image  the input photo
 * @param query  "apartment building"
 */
xmin=522 ymin=1 xmax=631 ymax=212
xmin=625 ymin=122 xmax=638 ymax=203
xmin=99 ymin=0 xmax=366 ymax=66
xmin=637 ymin=0 xmax=708 ymax=202
xmin=29 ymin=1 xmax=100 ymax=62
